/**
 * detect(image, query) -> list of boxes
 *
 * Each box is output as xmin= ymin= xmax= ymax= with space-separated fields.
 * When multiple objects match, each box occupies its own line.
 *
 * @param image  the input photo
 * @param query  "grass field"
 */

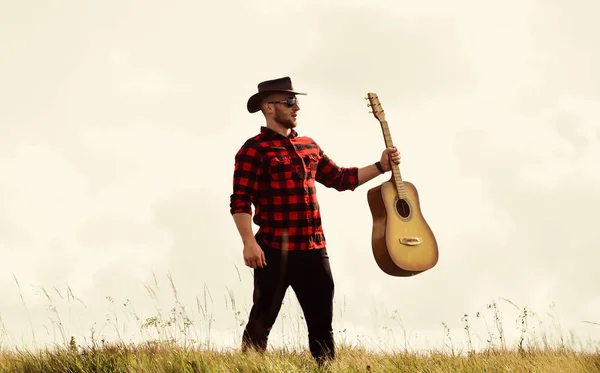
xmin=0 ymin=274 xmax=598 ymax=372
xmin=1 ymin=341 xmax=599 ymax=372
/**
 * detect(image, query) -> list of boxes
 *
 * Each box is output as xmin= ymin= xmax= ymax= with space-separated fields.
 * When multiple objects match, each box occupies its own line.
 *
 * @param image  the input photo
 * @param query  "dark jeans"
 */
xmin=241 ymin=240 xmax=335 ymax=364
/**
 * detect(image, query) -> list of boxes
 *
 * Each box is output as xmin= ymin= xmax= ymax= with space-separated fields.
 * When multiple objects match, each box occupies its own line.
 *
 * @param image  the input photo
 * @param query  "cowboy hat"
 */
xmin=247 ymin=76 xmax=306 ymax=113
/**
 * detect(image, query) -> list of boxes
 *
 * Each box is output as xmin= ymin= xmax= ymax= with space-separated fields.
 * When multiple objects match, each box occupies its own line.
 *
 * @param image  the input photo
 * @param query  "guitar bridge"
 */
xmin=399 ymin=237 xmax=422 ymax=246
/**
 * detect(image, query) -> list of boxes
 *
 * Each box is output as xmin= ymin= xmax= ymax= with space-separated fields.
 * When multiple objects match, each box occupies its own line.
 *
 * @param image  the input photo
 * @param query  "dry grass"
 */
xmin=0 ymin=341 xmax=598 ymax=372
xmin=0 ymin=273 xmax=598 ymax=372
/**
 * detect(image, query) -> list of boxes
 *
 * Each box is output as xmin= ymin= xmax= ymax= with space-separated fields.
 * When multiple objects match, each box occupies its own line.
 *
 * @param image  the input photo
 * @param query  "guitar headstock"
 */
xmin=365 ymin=92 xmax=385 ymax=122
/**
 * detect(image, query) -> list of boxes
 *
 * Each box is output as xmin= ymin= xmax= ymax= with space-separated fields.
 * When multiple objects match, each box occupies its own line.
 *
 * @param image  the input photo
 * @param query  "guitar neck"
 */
xmin=379 ymin=120 xmax=407 ymax=198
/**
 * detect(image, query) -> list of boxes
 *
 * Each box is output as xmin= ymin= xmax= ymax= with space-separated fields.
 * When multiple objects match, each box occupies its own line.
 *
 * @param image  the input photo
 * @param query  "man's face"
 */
xmin=266 ymin=92 xmax=300 ymax=129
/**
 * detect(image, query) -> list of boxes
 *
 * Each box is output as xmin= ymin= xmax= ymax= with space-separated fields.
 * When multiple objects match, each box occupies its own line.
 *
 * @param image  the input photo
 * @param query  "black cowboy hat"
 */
xmin=247 ymin=76 xmax=306 ymax=113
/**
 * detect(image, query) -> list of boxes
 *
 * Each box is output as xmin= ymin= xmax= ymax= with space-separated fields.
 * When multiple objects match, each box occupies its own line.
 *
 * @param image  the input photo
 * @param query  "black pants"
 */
xmin=241 ymin=240 xmax=335 ymax=364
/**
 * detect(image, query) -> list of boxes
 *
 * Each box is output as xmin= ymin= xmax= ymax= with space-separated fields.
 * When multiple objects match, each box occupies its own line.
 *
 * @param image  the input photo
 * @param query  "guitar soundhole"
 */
xmin=395 ymin=198 xmax=411 ymax=218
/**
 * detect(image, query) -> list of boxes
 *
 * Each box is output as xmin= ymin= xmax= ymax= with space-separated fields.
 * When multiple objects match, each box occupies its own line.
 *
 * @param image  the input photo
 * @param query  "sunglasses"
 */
xmin=267 ymin=97 xmax=298 ymax=107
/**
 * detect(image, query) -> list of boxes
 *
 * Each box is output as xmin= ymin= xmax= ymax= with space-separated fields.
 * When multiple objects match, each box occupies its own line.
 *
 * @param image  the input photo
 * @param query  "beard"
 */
xmin=274 ymin=107 xmax=297 ymax=129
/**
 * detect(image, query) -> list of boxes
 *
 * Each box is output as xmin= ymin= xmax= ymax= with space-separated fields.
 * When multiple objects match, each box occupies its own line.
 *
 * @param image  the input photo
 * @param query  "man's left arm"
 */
xmin=315 ymin=146 xmax=400 ymax=190
xmin=357 ymin=163 xmax=385 ymax=186
xmin=358 ymin=146 xmax=401 ymax=185
xmin=315 ymin=151 xmax=360 ymax=191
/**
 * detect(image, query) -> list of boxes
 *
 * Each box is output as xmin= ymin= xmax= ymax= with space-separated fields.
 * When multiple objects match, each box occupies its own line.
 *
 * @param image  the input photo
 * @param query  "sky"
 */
xmin=1 ymin=0 xmax=599 ymax=354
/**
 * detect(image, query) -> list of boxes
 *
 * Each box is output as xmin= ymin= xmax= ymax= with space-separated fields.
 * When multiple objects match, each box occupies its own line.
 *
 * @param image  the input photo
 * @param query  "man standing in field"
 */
xmin=229 ymin=76 xmax=400 ymax=366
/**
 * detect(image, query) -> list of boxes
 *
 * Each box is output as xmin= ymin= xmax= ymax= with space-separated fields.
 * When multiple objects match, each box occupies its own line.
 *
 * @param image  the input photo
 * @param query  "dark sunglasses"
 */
xmin=267 ymin=97 xmax=298 ymax=107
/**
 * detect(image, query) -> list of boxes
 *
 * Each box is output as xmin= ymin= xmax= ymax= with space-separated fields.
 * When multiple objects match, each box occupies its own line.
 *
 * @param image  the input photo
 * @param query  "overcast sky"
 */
xmin=1 ymin=0 xmax=599 ymax=353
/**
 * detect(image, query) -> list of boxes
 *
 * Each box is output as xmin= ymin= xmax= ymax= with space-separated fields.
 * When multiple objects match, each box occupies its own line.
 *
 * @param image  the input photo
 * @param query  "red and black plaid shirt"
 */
xmin=230 ymin=126 xmax=359 ymax=251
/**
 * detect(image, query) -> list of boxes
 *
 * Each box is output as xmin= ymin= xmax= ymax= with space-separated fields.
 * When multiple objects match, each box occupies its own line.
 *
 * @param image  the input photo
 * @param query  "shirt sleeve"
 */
xmin=315 ymin=146 xmax=359 ymax=191
xmin=230 ymin=143 xmax=262 ymax=215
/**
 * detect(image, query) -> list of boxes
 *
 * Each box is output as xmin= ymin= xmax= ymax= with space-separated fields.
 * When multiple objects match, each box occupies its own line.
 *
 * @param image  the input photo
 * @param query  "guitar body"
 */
xmin=365 ymin=92 xmax=438 ymax=277
xmin=367 ymin=179 xmax=438 ymax=276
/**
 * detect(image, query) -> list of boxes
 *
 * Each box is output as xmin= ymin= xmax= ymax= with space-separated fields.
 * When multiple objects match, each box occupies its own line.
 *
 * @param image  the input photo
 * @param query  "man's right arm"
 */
xmin=230 ymin=144 xmax=267 ymax=268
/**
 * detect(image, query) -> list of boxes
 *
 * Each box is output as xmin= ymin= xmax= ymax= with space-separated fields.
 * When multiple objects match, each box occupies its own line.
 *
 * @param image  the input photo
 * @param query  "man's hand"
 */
xmin=243 ymin=239 xmax=267 ymax=269
xmin=380 ymin=146 xmax=401 ymax=171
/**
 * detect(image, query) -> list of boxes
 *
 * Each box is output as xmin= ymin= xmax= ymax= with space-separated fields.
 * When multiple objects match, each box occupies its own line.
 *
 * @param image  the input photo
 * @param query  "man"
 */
xmin=229 ymin=76 xmax=400 ymax=366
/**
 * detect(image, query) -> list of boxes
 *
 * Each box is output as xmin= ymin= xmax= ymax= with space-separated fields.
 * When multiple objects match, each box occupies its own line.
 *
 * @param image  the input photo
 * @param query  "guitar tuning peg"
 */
xmin=367 ymin=103 xmax=371 ymax=107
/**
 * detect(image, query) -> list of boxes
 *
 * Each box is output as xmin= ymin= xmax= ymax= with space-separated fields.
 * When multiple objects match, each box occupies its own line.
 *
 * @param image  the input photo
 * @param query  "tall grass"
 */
xmin=0 ymin=273 xmax=598 ymax=372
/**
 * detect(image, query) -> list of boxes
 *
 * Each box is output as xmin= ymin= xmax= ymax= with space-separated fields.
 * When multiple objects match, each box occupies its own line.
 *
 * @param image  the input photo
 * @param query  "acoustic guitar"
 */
xmin=365 ymin=93 xmax=439 ymax=277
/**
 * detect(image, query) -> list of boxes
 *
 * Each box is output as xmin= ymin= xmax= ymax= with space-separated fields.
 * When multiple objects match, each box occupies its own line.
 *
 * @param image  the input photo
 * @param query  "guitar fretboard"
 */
xmin=380 ymin=120 xmax=407 ymax=199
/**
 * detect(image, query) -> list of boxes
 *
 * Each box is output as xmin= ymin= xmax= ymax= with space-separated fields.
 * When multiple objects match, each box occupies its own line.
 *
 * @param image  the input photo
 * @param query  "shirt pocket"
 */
xmin=268 ymin=155 xmax=295 ymax=180
xmin=305 ymin=154 xmax=320 ymax=179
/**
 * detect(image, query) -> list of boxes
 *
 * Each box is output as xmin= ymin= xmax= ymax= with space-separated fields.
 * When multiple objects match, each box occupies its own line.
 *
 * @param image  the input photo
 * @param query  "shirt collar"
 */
xmin=260 ymin=126 xmax=298 ymax=139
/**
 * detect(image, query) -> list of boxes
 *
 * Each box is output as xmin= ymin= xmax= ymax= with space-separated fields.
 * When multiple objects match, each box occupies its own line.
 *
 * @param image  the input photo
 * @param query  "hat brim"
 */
xmin=247 ymin=90 xmax=306 ymax=113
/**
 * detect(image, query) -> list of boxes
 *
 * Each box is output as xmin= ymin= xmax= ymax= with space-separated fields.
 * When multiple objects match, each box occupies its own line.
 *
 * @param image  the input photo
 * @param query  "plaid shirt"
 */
xmin=230 ymin=126 xmax=359 ymax=251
